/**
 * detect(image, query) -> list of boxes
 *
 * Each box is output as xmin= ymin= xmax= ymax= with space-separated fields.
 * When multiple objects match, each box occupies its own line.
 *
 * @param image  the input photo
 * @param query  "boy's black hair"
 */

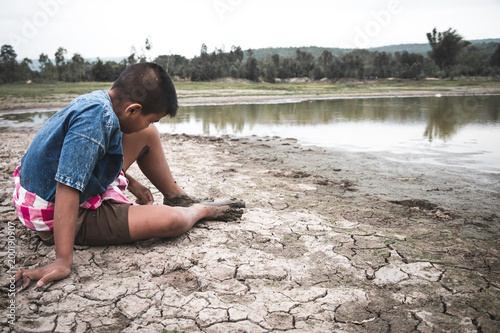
xmin=111 ymin=62 xmax=178 ymax=117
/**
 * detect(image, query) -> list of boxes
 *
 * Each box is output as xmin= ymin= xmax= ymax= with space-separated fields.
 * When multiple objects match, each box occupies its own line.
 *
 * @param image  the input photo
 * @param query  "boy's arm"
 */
xmin=16 ymin=182 xmax=79 ymax=288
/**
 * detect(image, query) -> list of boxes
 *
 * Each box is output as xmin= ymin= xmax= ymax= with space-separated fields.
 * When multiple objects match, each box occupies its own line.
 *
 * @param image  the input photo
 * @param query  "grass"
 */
xmin=1 ymin=78 xmax=499 ymax=105
xmin=0 ymin=81 xmax=113 ymax=98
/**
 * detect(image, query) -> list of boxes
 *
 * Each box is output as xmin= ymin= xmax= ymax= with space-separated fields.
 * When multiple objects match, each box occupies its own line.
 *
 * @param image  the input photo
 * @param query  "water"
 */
xmin=1 ymin=95 xmax=499 ymax=173
xmin=157 ymin=95 xmax=500 ymax=173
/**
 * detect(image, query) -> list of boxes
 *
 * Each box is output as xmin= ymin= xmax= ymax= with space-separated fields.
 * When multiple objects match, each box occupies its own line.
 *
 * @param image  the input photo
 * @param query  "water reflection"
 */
xmin=423 ymin=96 xmax=499 ymax=142
xmin=161 ymin=96 xmax=500 ymax=141
xmin=2 ymin=97 xmax=499 ymax=141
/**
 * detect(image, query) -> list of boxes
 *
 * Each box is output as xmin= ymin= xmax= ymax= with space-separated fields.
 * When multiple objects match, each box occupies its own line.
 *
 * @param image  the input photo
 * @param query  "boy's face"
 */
xmin=120 ymin=106 xmax=166 ymax=134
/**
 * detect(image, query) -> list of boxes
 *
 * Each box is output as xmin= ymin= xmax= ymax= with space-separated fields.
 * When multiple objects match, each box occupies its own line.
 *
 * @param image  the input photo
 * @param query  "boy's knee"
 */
xmin=146 ymin=123 xmax=161 ymax=138
xmin=137 ymin=124 xmax=161 ymax=147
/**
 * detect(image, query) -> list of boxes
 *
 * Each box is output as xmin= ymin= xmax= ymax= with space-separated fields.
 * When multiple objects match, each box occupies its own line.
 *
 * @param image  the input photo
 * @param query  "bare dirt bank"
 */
xmin=0 ymin=127 xmax=499 ymax=332
xmin=177 ymin=88 xmax=500 ymax=106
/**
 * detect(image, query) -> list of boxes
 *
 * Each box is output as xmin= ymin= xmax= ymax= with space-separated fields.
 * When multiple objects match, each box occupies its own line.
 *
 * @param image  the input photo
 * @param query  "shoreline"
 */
xmin=222 ymin=134 xmax=500 ymax=219
xmin=1 ymin=86 xmax=500 ymax=111
xmin=177 ymin=89 xmax=500 ymax=107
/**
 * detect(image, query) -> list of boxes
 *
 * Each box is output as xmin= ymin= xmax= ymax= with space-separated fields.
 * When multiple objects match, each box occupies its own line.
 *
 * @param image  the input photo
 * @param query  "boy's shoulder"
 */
xmin=44 ymin=90 xmax=118 ymax=135
xmin=62 ymin=90 xmax=115 ymax=121
xmin=70 ymin=90 xmax=111 ymax=109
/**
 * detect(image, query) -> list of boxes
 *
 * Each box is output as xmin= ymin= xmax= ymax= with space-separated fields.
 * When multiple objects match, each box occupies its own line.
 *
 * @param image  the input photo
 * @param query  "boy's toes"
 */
xmin=223 ymin=208 xmax=244 ymax=222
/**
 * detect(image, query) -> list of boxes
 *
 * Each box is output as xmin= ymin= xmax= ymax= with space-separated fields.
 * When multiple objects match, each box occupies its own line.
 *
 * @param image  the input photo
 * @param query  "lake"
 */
xmin=1 ymin=95 xmax=499 ymax=173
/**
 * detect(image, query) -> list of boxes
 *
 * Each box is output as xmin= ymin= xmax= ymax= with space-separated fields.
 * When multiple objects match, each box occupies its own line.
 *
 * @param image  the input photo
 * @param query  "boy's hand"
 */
xmin=127 ymin=175 xmax=153 ymax=205
xmin=15 ymin=258 xmax=72 ymax=289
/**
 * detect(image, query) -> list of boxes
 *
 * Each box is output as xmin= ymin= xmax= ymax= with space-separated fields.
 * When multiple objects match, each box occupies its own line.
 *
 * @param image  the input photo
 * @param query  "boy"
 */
xmin=13 ymin=63 xmax=244 ymax=289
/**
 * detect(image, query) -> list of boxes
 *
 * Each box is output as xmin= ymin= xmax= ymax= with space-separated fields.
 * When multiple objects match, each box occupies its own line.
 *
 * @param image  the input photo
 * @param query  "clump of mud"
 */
xmin=390 ymin=199 xmax=452 ymax=220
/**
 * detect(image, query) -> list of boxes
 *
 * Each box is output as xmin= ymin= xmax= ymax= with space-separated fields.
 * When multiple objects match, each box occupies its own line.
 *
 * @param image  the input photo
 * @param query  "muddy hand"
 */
xmin=128 ymin=178 xmax=153 ymax=205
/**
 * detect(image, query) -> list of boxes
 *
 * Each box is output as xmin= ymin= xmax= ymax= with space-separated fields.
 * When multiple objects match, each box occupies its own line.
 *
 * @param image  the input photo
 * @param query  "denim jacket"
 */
xmin=20 ymin=90 xmax=123 ymax=204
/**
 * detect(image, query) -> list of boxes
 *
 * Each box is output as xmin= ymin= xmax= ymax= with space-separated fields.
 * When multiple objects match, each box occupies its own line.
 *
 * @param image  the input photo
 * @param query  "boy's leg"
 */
xmin=68 ymin=200 xmax=244 ymax=245
xmin=128 ymin=203 xmax=242 ymax=241
xmin=122 ymin=124 xmax=195 ymax=205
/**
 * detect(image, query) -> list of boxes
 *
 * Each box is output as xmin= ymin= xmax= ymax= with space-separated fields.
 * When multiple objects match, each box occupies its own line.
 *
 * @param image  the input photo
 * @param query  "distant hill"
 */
xmin=24 ymin=39 xmax=500 ymax=70
xmin=248 ymin=39 xmax=500 ymax=60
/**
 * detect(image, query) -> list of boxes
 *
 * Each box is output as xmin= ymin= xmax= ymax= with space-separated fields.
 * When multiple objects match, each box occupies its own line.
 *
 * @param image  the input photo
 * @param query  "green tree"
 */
xmin=19 ymin=58 xmax=33 ymax=81
xmin=145 ymin=37 xmax=152 ymax=57
xmin=295 ymin=49 xmax=314 ymax=77
xmin=311 ymin=66 xmax=324 ymax=80
xmin=457 ymin=46 xmax=486 ymax=76
xmin=395 ymin=51 xmax=423 ymax=79
xmin=91 ymin=59 xmax=108 ymax=81
xmin=54 ymin=47 xmax=67 ymax=81
xmin=271 ymin=54 xmax=280 ymax=68
xmin=0 ymin=44 xmax=18 ymax=83
xmin=39 ymin=53 xmax=56 ymax=81
xmin=0 ymin=45 xmax=17 ymax=63
xmin=372 ymin=52 xmax=392 ymax=78
xmin=318 ymin=50 xmax=333 ymax=68
xmin=423 ymin=57 xmax=439 ymax=77
xmin=139 ymin=37 xmax=152 ymax=63
xmin=244 ymin=56 xmax=260 ymax=82
xmin=328 ymin=56 xmax=343 ymax=79
xmin=231 ymin=45 xmax=244 ymax=63
xmin=340 ymin=52 xmax=364 ymax=79
xmin=317 ymin=50 xmax=333 ymax=79
xmin=263 ymin=60 xmax=277 ymax=83
xmin=154 ymin=54 xmax=189 ymax=77
xmin=426 ymin=28 xmax=470 ymax=71
xmin=277 ymin=57 xmax=293 ymax=79
xmin=90 ymin=59 xmax=122 ymax=81
xmin=409 ymin=62 xmax=423 ymax=80
xmin=201 ymin=43 xmax=208 ymax=57
xmin=127 ymin=46 xmax=137 ymax=66
xmin=69 ymin=53 xmax=85 ymax=82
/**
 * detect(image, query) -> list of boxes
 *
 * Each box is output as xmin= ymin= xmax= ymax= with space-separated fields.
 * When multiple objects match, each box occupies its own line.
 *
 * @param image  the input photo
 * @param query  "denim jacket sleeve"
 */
xmin=55 ymin=125 xmax=104 ymax=193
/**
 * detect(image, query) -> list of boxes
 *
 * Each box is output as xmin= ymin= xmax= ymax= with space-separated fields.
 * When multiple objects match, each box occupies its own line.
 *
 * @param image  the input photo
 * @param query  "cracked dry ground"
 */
xmin=0 ymin=131 xmax=499 ymax=332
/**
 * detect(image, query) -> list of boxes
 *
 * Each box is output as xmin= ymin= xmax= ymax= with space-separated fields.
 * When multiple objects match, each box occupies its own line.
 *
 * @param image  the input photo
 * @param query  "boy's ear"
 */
xmin=124 ymin=103 xmax=143 ymax=117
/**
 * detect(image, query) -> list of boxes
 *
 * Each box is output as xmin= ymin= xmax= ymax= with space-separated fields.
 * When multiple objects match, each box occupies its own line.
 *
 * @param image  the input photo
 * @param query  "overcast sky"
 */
xmin=1 ymin=0 xmax=499 ymax=60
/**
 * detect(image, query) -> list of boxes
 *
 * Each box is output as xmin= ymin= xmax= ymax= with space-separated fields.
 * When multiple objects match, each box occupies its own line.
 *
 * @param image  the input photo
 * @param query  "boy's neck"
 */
xmin=107 ymin=89 xmax=124 ymax=117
